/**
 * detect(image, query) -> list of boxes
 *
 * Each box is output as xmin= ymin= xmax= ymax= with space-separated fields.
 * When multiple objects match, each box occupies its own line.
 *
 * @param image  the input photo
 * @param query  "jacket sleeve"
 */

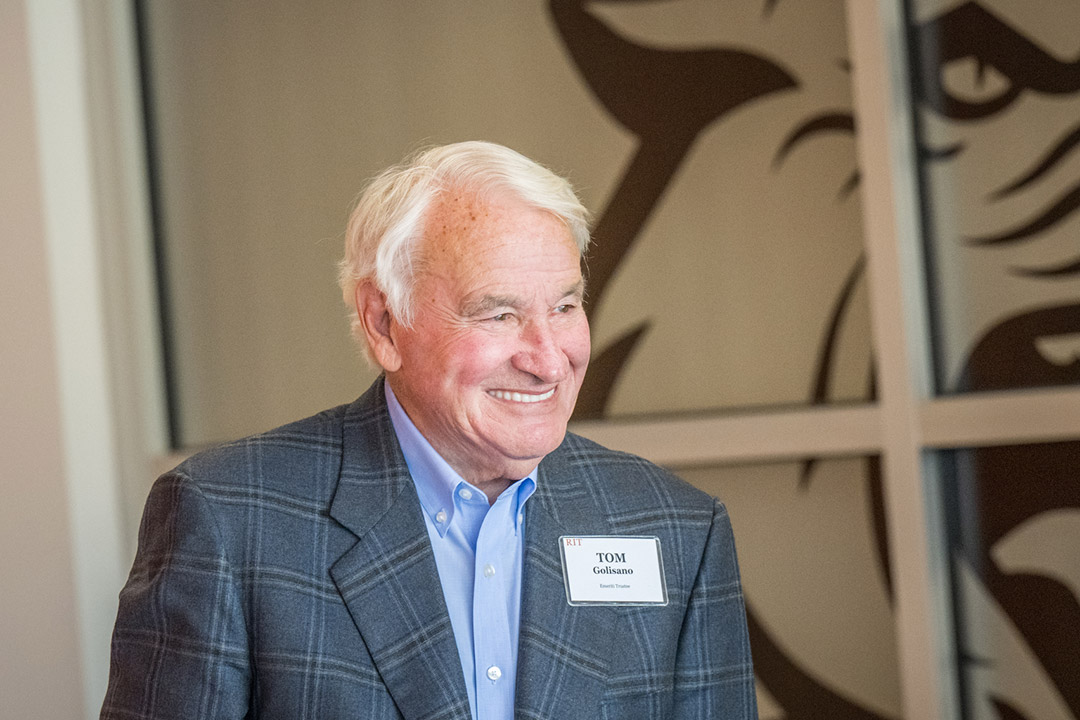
xmin=672 ymin=499 xmax=758 ymax=719
xmin=100 ymin=472 xmax=251 ymax=719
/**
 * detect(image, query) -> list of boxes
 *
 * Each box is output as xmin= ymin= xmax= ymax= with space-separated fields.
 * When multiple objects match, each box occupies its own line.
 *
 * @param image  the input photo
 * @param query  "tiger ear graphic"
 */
xmin=550 ymin=0 xmax=797 ymax=418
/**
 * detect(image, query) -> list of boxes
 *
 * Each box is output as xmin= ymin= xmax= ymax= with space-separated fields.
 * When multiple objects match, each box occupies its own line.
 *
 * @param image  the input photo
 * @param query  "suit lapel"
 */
xmin=329 ymin=384 xmax=471 ymax=720
xmin=516 ymin=443 xmax=615 ymax=720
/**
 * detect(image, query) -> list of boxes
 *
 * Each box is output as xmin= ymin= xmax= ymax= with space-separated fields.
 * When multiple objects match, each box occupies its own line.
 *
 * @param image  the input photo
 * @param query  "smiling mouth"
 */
xmin=488 ymin=389 xmax=555 ymax=404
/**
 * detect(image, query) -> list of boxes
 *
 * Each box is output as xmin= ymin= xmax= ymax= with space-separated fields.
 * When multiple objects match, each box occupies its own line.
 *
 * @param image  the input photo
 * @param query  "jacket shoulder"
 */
xmin=170 ymin=403 xmax=351 ymax=496
xmin=555 ymin=431 xmax=718 ymax=514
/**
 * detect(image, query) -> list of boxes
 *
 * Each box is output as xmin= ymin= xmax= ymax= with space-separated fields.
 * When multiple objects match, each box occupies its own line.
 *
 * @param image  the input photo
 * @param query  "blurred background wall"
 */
xmin=2 ymin=2 xmax=85 ymax=716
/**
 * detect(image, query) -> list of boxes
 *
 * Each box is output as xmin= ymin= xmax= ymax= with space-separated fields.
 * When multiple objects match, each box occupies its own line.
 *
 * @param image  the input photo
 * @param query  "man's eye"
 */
xmin=490 ymin=313 xmax=510 ymax=322
xmin=555 ymin=304 xmax=576 ymax=314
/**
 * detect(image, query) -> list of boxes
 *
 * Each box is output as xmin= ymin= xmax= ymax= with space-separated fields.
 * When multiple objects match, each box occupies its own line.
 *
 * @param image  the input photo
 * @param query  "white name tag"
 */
xmin=559 ymin=536 xmax=668 ymax=606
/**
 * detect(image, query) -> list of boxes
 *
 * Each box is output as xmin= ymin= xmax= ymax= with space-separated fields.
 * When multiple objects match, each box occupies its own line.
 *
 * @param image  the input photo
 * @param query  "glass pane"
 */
xmin=680 ymin=455 xmax=901 ymax=720
xmin=908 ymin=0 xmax=1080 ymax=395
xmin=939 ymin=441 xmax=1080 ymax=720
xmin=140 ymin=1 xmax=872 ymax=447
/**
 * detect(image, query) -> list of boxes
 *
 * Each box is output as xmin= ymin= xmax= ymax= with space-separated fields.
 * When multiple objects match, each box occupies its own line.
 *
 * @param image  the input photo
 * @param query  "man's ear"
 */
xmin=354 ymin=281 xmax=402 ymax=372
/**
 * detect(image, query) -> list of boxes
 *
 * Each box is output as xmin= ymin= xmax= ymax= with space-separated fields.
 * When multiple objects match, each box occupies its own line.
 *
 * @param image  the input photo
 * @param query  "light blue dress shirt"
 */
xmin=385 ymin=383 xmax=537 ymax=720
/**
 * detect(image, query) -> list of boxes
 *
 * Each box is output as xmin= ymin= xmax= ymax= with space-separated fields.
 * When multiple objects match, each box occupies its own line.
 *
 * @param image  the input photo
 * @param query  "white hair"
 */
xmin=338 ymin=141 xmax=591 ymax=350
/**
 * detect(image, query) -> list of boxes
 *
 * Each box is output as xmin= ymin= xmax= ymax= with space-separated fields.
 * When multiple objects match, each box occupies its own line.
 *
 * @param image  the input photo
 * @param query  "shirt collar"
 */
xmin=384 ymin=380 xmax=537 ymax=536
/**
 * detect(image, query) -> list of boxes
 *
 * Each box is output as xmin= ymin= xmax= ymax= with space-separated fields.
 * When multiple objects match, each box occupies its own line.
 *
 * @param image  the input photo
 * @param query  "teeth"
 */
xmin=489 ymin=388 xmax=555 ymax=403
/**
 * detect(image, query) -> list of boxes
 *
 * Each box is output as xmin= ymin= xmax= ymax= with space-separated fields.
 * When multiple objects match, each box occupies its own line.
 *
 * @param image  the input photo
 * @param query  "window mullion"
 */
xmin=847 ymin=1 xmax=959 ymax=719
xmin=572 ymin=404 xmax=882 ymax=466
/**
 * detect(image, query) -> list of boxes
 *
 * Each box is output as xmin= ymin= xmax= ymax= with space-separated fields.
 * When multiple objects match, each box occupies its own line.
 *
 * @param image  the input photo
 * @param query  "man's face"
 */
xmin=385 ymin=188 xmax=590 ymax=484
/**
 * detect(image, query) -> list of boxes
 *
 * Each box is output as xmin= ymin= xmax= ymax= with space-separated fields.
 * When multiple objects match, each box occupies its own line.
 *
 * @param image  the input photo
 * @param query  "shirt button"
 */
xmin=486 ymin=665 xmax=502 ymax=682
xmin=483 ymin=563 xmax=495 ymax=578
xmin=458 ymin=488 xmax=473 ymax=501
xmin=435 ymin=510 xmax=447 ymax=524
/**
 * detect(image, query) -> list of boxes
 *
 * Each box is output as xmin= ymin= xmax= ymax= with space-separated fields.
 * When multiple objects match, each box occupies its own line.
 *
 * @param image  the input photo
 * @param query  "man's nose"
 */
xmin=513 ymin=320 xmax=569 ymax=381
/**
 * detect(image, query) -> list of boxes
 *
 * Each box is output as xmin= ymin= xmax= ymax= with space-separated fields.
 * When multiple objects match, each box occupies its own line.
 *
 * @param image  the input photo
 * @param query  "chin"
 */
xmin=523 ymin=432 xmax=568 ymax=460
xmin=495 ymin=429 xmax=567 ymax=465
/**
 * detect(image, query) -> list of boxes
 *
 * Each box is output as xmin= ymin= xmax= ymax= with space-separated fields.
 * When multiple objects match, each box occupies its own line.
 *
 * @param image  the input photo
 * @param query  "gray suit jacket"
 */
xmin=102 ymin=381 xmax=756 ymax=719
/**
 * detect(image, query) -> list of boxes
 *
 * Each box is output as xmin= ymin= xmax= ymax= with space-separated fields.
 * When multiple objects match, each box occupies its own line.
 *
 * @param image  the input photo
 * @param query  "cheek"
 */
xmin=447 ymin=335 xmax=515 ymax=381
xmin=565 ymin=321 xmax=591 ymax=369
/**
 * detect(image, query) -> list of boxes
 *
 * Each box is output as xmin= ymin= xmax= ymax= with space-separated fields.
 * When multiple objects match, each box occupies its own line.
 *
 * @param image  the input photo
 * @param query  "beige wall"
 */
xmin=0 ymin=1 xmax=86 ymax=717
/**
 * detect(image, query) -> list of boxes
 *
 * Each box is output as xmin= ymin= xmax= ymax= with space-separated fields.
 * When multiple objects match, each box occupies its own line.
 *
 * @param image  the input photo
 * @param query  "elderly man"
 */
xmin=102 ymin=141 xmax=756 ymax=719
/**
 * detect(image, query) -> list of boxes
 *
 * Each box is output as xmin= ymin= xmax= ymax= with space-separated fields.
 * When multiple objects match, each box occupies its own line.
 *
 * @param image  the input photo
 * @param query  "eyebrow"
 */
xmin=460 ymin=294 xmax=522 ymax=317
xmin=563 ymin=280 xmax=586 ymax=302
xmin=459 ymin=281 xmax=585 ymax=317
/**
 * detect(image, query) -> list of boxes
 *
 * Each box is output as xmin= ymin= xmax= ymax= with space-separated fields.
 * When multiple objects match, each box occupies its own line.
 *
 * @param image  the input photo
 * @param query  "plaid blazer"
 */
xmin=102 ymin=381 xmax=756 ymax=719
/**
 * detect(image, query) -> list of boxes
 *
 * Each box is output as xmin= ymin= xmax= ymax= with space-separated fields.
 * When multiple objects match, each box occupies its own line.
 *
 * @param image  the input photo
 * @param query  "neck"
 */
xmin=474 ymin=477 xmax=514 ymax=505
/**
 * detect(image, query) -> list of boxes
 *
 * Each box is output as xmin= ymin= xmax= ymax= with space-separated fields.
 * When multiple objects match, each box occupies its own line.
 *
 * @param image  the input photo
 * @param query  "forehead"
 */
xmin=418 ymin=188 xmax=581 ymax=273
